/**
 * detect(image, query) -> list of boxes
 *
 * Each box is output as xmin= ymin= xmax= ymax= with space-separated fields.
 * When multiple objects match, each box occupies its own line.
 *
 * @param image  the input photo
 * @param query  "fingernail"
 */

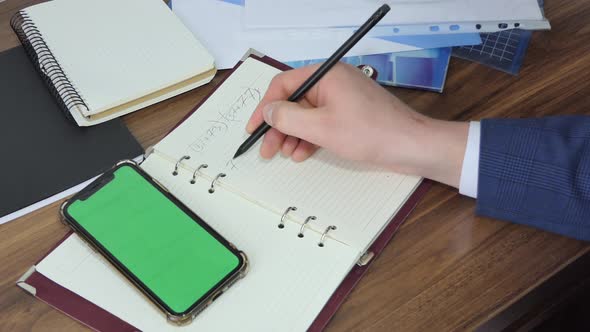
xmin=262 ymin=103 xmax=274 ymax=126
xmin=245 ymin=121 xmax=253 ymax=133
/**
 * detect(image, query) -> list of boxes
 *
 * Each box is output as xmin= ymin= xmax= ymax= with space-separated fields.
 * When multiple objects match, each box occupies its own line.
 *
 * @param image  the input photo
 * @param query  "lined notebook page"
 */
xmin=24 ymin=0 xmax=214 ymax=116
xmin=37 ymin=154 xmax=358 ymax=332
xmin=155 ymin=57 xmax=421 ymax=250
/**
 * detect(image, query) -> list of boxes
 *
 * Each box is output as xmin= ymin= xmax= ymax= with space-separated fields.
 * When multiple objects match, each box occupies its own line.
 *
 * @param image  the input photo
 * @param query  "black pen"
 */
xmin=232 ymin=4 xmax=391 ymax=159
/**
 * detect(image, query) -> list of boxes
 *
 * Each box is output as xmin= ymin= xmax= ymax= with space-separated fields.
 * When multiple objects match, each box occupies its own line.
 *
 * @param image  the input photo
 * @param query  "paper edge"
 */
xmin=16 ymin=266 xmax=38 ymax=296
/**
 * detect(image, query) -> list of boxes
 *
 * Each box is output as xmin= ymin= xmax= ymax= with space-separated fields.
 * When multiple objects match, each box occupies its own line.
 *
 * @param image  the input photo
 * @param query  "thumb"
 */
xmin=262 ymin=101 xmax=325 ymax=145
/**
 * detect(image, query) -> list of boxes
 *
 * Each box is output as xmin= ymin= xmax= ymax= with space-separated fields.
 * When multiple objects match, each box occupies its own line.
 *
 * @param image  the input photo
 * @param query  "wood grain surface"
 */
xmin=1 ymin=1 xmax=589 ymax=331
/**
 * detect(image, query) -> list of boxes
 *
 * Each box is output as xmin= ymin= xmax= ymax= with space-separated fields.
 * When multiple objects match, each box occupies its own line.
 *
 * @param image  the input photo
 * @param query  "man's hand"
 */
xmin=246 ymin=63 xmax=468 ymax=188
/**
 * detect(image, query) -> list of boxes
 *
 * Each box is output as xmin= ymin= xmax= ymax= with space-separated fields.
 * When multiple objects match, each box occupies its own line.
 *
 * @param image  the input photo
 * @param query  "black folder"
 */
xmin=0 ymin=46 xmax=143 ymax=221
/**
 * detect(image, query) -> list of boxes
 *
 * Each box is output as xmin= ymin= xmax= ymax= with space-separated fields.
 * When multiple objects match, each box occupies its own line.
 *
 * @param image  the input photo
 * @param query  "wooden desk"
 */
xmin=1 ymin=1 xmax=589 ymax=331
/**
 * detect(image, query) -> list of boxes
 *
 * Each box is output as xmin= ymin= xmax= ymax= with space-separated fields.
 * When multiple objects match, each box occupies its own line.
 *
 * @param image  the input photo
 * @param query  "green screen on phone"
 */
xmin=65 ymin=165 xmax=241 ymax=314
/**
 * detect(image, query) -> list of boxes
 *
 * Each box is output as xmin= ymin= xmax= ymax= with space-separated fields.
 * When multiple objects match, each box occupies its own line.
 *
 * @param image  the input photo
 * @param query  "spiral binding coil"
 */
xmin=10 ymin=11 xmax=89 ymax=122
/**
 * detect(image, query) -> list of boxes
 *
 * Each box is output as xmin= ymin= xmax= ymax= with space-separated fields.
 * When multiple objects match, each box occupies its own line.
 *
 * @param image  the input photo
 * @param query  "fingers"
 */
xmin=281 ymin=135 xmax=299 ymax=157
xmin=251 ymin=98 xmax=321 ymax=160
xmin=246 ymin=65 xmax=322 ymax=133
xmin=246 ymin=64 xmax=327 ymax=161
xmin=246 ymin=104 xmax=265 ymax=134
xmin=259 ymin=128 xmax=286 ymax=159
xmin=260 ymin=132 xmax=318 ymax=162
xmin=262 ymin=101 xmax=326 ymax=145
xmin=254 ymin=99 xmax=325 ymax=160
xmin=260 ymin=64 xmax=323 ymax=106
xmin=246 ymin=98 xmax=314 ymax=134
xmin=292 ymin=140 xmax=318 ymax=162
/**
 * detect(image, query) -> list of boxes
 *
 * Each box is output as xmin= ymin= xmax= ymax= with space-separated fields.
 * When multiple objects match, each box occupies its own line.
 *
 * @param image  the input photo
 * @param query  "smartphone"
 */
xmin=60 ymin=160 xmax=247 ymax=325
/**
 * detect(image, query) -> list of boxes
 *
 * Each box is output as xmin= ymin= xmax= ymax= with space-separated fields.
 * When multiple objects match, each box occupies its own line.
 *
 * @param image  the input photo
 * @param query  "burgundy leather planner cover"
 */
xmin=17 ymin=54 xmax=431 ymax=331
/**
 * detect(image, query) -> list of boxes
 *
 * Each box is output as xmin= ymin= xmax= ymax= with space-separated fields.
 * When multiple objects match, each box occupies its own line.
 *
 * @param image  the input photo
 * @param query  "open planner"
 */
xmin=10 ymin=0 xmax=215 ymax=126
xmin=18 ymin=55 xmax=427 ymax=331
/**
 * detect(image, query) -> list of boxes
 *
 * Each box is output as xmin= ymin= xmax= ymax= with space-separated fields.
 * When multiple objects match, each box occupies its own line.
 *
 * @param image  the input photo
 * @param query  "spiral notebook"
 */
xmin=17 ymin=55 xmax=427 ymax=331
xmin=10 ymin=0 xmax=216 ymax=126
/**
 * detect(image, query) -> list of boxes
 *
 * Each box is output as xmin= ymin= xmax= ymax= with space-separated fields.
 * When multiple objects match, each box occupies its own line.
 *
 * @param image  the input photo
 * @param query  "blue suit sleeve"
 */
xmin=476 ymin=116 xmax=590 ymax=241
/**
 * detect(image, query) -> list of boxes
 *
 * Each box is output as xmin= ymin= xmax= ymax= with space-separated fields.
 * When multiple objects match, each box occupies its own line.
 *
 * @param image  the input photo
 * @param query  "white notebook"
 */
xmin=11 ymin=0 xmax=216 ymax=126
xmin=33 ymin=57 xmax=422 ymax=331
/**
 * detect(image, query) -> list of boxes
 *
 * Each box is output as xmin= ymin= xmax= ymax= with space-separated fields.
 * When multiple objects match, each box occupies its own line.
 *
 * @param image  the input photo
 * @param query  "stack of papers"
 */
xmin=170 ymin=0 xmax=549 ymax=92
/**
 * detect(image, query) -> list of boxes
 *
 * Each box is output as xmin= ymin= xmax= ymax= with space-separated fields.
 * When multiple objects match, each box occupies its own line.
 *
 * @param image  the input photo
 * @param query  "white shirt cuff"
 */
xmin=459 ymin=121 xmax=480 ymax=198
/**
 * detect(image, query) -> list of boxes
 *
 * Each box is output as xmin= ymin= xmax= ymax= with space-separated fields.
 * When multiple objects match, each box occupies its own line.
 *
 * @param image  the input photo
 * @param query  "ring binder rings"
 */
xmin=279 ymin=206 xmax=297 ymax=229
xmin=190 ymin=164 xmax=208 ymax=184
xmin=165 ymin=153 xmax=340 ymax=247
xmin=172 ymin=155 xmax=191 ymax=176
xmin=298 ymin=216 xmax=316 ymax=238
xmin=10 ymin=11 xmax=88 ymax=123
xmin=164 ymin=155 xmax=337 ymax=246
xmin=208 ymin=173 xmax=226 ymax=193
xmin=173 ymin=154 xmax=340 ymax=246
xmin=169 ymin=155 xmax=227 ymax=193
xmin=318 ymin=226 xmax=337 ymax=247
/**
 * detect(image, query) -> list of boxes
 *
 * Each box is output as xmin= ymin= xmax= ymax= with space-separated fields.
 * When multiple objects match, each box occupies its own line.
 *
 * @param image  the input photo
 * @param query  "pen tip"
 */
xmin=232 ymin=149 xmax=243 ymax=160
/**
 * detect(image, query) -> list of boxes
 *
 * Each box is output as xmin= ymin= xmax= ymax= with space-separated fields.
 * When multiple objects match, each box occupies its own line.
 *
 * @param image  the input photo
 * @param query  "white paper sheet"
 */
xmin=172 ymin=0 xmax=429 ymax=69
xmin=244 ymin=0 xmax=546 ymax=30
